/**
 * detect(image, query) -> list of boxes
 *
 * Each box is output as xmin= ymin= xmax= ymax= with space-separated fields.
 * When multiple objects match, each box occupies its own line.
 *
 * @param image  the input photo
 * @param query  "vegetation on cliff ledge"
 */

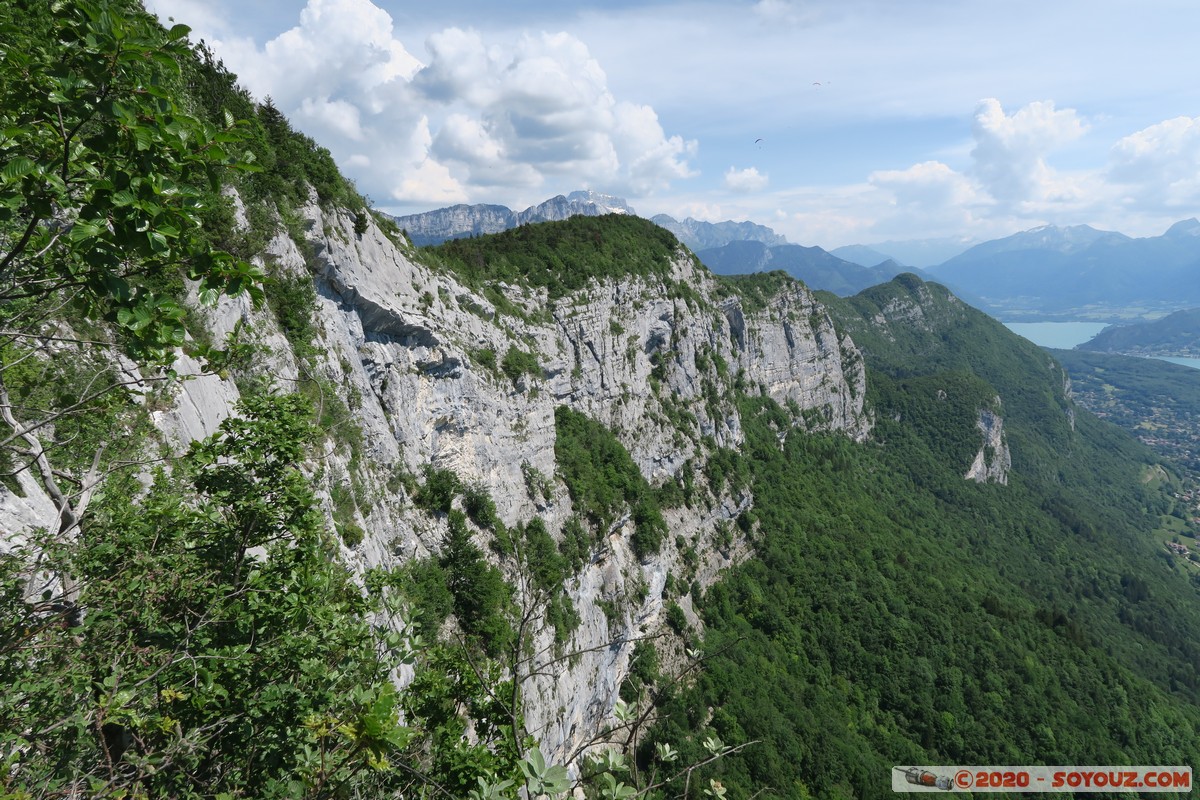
xmin=423 ymin=214 xmax=684 ymax=300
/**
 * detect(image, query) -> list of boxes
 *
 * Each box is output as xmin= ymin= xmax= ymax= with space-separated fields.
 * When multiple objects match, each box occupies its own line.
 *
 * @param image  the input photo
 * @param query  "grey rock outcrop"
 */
xmin=965 ymin=406 xmax=1011 ymax=485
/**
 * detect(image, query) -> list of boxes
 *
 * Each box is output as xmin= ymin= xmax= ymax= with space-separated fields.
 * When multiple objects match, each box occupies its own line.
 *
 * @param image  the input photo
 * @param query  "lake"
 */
xmin=1154 ymin=356 xmax=1200 ymax=371
xmin=1003 ymin=321 xmax=1110 ymax=349
xmin=1002 ymin=322 xmax=1200 ymax=372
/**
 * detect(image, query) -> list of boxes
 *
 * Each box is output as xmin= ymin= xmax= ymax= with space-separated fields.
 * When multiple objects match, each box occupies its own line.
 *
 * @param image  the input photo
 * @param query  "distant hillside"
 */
xmin=847 ymin=235 xmax=977 ymax=267
xmin=1077 ymin=308 xmax=1200 ymax=356
xmin=649 ymin=214 xmax=787 ymax=251
xmin=928 ymin=220 xmax=1200 ymax=318
xmin=657 ymin=272 xmax=1200 ymax=798
xmin=830 ymin=244 xmax=901 ymax=268
xmin=698 ymin=241 xmax=929 ymax=296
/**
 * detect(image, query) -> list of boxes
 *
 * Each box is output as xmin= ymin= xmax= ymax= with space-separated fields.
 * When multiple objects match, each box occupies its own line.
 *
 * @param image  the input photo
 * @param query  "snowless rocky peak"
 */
xmin=564 ymin=189 xmax=634 ymax=215
xmin=1164 ymin=218 xmax=1200 ymax=238
xmin=391 ymin=190 xmax=636 ymax=245
xmin=516 ymin=191 xmax=635 ymax=224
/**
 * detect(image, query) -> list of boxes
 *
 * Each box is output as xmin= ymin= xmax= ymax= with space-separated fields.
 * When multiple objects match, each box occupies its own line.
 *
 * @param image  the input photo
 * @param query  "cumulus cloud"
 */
xmin=724 ymin=166 xmax=769 ymax=192
xmin=870 ymin=160 xmax=978 ymax=208
xmin=1107 ymin=116 xmax=1200 ymax=212
xmin=867 ymin=160 xmax=987 ymax=237
xmin=169 ymin=0 xmax=696 ymax=211
xmin=970 ymin=98 xmax=1087 ymax=209
xmin=857 ymin=100 xmax=1102 ymax=241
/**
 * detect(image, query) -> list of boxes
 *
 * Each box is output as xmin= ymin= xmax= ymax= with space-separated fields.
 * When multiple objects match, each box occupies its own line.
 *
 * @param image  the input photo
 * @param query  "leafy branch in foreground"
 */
xmin=0 ymin=0 xmax=264 ymax=361
xmin=0 ymin=0 xmax=267 ymax=640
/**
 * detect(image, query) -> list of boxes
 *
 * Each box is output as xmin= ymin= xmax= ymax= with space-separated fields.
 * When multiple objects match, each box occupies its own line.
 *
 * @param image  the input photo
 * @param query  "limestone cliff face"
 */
xmin=965 ymin=406 xmax=1011 ymax=485
xmin=389 ymin=203 xmax=519 ymax=246
xmin=0 ymin=198 xmax=870 ymax=765
xmin=295 ymin=205 xmax=869 ymax=762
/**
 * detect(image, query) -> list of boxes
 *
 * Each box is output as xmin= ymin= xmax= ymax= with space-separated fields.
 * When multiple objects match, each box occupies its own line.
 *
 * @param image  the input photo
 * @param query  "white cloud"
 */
xmin=668 ymin=201 xmax=726 ymax=222
xmin=1108 ymin=116 xmax=1200 ymax=212
xmin=870 ymin=160 xmax=978 ymax=208
xmin=411 ymin=28 xmax=502 ymax=107
xmin=295 ymin=97 xmax=365 ymax=142
xmin=610 ymin=103 xmax=697 ymax=192
xmin=176 ymin=1 xmax=696 ymax=213
xmin=970 ymin=98 xmax=1087 ymax=209
xmin=866 ymin=160 xmax=987 ymax=238
xmin=853 ymin=101 xmax=1103 ymax=243
xmin=396 ymin=158 xmax=469 ymax=207
xmin=724 ymin=166 xmax=769 ymax=192
xmin=231 ymin=0 xmax=422 ymax=107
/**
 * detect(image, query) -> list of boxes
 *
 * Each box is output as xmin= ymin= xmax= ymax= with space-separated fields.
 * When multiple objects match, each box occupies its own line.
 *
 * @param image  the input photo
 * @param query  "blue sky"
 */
xmin=147 ymin=0 xmax=1200 ymax=249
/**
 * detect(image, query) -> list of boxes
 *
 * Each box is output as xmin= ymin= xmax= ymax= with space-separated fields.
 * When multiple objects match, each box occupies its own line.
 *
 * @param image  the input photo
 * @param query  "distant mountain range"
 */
xmin=829 ymin=244 xmax=897 ymax=268
xmin=392 ymin=191 xmax=790 ymax=252
xmin=390 ymin=191 xmax=909 ymax=295
xmin=650 ymin=215 xmax=787 ymax=252
xmin=392 ymin=193 xmax=1200 ymax=318
xmin=834 ymin=237 xmax=978 ymax=268
xmin=927 ymin=219 xmax=1200 ymax=319
xmin=391 ymin=190 xmax=634 ymax=246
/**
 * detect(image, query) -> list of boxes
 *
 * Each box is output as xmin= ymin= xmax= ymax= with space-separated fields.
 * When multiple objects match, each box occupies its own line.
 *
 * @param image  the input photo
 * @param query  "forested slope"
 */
xmin=649 ymin=275 xmax=1200 ymax=799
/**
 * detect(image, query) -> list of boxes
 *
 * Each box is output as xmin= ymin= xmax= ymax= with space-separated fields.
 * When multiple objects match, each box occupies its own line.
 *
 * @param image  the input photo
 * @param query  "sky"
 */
xmin=145 ymin=0 xmax=1200 ymax=251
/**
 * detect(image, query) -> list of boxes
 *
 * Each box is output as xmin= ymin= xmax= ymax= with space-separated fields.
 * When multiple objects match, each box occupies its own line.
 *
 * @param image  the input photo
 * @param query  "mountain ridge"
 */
xmin=929 ymin=220 xmax=1200 ymax=318
xmin=390 ymin=192 xmax=790 ymax=251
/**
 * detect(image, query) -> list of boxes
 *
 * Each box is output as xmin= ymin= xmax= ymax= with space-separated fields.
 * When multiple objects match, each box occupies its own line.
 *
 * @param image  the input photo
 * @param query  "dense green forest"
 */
xmin=4 ymin=2 xmax=1200 ymax=799
xmin=424 ymin=214 xmax=684 ymax=300
xmin=650 ymin=277 xmax=1200 ymax=799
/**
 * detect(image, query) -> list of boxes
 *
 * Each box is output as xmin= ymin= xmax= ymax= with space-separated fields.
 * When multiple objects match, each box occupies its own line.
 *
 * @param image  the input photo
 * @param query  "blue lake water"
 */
xmin=1001 ymin=322 xmax=1200 ymax=372
xmin=1002 ymin=322 xmax=1111 ymax=349
xmin=1153 ymin=356 xmax=1200 ymax=371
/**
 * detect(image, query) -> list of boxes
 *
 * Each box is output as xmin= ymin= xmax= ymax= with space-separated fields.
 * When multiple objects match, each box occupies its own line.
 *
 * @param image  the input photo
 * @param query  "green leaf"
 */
xmin=67 ymin=220 xmax=104 ymax=241
xmin=147 ymin=230 xmax=169 ymax=253
xmin=1 ymin=156 xmax=35 ymax=181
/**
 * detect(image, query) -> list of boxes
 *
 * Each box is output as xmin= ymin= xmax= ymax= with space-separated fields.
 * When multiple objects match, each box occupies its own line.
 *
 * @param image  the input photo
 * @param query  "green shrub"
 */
xmin=555 ymin=406 xmax=667 ymax=558
xmin=522 ymin=518 xmax=567 ymax=593
xmin=664 ymin=602 xmax=688 ymax=635
xmin=502 ymin=346 xmax=542 ymax=385
xmin=441 ymin=511 xmax=514 ymax=656
xmin=463 ymin=483 xmax=500 ymax=531
xmin=415 ymin=466 xmax=461 ymax=514
xmin=472 ymin=347 xmax=498 ymax=373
